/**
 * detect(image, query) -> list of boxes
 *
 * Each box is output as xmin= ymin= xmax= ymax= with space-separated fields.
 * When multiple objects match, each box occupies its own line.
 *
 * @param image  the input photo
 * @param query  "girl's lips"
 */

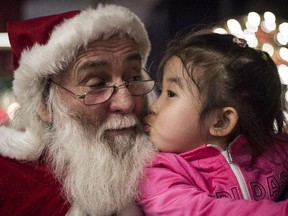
xmin=142 ymin=121 xmax=151 ymax=132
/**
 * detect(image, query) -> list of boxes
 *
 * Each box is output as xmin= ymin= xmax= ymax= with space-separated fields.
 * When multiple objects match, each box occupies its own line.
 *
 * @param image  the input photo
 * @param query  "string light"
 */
xmin=212 ymin=11 xmax=288 ymax=85
xmin=279 ymin=64 xmax=288 ymax=84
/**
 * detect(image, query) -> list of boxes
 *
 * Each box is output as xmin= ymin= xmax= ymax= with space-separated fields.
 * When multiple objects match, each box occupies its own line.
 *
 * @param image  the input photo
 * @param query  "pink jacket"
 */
xmin=139 ymin=135 xmax=288 ymax=215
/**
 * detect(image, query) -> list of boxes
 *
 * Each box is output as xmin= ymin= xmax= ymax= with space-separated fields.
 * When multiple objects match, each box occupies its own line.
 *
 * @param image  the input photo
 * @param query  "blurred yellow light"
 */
xmin=276 ymin=32 xmax=288 ymax=45
xmin=279 ymin=47 xmax=288 ymax=62
xmin=243 ymin=30 xmax=258 ymax=47
xmin=247 ymin=12 xmax=261 ymax=27
xmin=212 ymin=11 xmax=288 ymax=80
xmin=262 ymin=43 xmax=274 ymax=56
xmin=213 ymin=28 xmax=227 ymax=34
xmin=261 ymin=20 xmax=276 ymax=32
xmin=227 ymin=19 xmax=243 ymax=36
xmin=278 ymin=64 xmax=288 ymax=84
xmin=0 ymin=33 xmax=10 ymax=48
xmin=245 ymin=21 xmax=258 ymax=32
xmin=279 ymin=22 xmax=288 ymax=36
xmin=264 ymin=11 xmax=276 ymax=24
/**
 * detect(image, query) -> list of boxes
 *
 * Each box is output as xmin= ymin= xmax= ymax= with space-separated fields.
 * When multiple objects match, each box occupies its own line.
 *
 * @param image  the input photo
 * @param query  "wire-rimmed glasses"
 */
xmin=49 ymin=78 xmax=156 ymax=106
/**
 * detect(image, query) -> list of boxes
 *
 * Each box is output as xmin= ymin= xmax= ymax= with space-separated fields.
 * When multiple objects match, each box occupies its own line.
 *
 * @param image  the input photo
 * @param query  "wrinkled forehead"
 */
xmin=58 ymin=35 xmax=142 ymax=80
xmin=78 ymin=35 xmax=140 ymax=57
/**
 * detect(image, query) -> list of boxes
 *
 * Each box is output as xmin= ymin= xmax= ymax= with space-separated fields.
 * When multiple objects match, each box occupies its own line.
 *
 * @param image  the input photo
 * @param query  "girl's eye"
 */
xmin=167 ymin=90 xmax=176 ymax=97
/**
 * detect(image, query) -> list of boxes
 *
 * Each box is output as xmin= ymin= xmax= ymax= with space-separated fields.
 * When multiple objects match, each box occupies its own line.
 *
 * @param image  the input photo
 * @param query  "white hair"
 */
xmin=42 ymin=87 xmax=155 ymax=215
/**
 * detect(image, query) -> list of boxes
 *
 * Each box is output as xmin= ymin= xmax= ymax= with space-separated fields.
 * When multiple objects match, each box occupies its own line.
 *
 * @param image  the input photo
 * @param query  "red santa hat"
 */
xmin=7 ymin=4 xmax=151 ymax=105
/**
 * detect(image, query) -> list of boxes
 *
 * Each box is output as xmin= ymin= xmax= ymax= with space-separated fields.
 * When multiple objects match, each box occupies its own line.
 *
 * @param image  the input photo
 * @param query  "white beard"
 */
xmin=43 ymin=99 xmax=155 ymax=215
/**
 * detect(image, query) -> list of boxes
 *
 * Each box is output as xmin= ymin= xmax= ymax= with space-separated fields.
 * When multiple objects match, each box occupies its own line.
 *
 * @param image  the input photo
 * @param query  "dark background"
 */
xmin=0 ymin=0 xmax=288 ymax=79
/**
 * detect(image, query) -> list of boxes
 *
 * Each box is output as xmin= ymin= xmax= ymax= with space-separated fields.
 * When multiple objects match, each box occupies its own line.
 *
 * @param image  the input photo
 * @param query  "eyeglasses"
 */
xmin=49 ymin=78 xmax=156 ymax=106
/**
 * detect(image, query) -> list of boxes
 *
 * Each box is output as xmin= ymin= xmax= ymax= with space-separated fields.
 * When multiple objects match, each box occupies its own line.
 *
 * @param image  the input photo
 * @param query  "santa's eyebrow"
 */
xmin=125 ymin=53 xmax=142 ymax=62
xmin=78 ymin=60 xmax=109 ymax=72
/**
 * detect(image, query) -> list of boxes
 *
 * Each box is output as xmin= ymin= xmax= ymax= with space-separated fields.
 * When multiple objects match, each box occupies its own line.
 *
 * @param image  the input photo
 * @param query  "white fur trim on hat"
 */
xmin=13 ymin=4 xmax=151 ymax=105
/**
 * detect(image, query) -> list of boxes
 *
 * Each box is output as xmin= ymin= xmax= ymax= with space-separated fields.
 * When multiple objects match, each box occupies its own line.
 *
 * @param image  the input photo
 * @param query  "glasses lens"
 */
xmin=128 ymin=80 xmax=156 ymax=96
xmin=84 ymin=80 xmax=156 ymax=105
xmin=84 ymin=88 xmax=114 ymax=105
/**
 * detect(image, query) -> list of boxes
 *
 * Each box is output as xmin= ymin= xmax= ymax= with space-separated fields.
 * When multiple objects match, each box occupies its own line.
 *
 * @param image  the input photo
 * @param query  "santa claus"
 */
xmin=0 ymin=4 xmax=156 ymax=215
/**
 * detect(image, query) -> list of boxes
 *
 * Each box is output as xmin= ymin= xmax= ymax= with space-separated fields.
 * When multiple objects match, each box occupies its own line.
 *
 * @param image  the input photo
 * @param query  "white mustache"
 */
xmin=102 ymin=114 xmax=140 ymax=130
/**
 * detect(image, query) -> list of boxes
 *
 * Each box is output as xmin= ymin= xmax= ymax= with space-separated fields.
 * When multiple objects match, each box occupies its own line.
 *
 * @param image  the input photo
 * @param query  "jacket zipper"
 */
xmin=221 ymin=149 xmax=251 ymax=200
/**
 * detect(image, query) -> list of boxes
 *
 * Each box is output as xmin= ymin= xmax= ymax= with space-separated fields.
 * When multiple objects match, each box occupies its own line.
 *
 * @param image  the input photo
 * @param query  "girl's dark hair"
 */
xmin=158 ymin=29 xmax=286 ymax=154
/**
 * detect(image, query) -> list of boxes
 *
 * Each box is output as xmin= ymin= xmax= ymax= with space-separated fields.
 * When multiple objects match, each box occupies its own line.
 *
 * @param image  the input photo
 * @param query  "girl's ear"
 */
xmin=37 ymin=103 xmax=50 ymax=123
xmin=209 ymin=107 xmax=238 ymax=137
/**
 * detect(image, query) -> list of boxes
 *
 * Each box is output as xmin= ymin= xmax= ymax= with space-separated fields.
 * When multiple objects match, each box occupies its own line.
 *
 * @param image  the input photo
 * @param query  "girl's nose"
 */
xmin=149 ymin=100 xmax=158 ymax=115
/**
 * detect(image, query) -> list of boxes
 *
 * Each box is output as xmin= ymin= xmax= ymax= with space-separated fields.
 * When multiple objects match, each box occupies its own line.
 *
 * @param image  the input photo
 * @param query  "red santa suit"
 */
xmin=0 ymin=155 xmax=69 ymax=215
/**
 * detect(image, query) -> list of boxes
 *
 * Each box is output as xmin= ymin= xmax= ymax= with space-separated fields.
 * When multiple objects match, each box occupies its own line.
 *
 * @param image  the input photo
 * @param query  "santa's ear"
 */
xmin=37 ymin=103 xmax=51 ymax=123
xmin=209 ymin=107 xmax=238 ymax=137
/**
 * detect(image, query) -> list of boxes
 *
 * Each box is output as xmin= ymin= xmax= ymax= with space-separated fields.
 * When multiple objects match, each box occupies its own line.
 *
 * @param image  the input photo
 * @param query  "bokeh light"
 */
xmin=213 ymin=11 xmax=288 ymax=85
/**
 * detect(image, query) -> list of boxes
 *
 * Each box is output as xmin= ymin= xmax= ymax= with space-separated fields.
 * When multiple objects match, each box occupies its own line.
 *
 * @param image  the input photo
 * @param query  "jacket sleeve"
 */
xmin=139 ymin=154 xmax=288 ymax=216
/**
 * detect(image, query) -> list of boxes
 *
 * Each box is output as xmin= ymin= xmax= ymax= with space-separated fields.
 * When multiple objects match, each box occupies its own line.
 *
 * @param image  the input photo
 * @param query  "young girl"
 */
xmin=139 ymin=30 xmax=288 ymax=215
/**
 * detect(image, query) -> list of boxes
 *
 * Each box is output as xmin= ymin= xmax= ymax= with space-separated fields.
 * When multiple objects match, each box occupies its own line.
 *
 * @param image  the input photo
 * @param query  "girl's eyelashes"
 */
xmin=156 ymin=84 xmax=162 ymax=94
xmin=167 ymin=90 xmax=176 ymax=97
